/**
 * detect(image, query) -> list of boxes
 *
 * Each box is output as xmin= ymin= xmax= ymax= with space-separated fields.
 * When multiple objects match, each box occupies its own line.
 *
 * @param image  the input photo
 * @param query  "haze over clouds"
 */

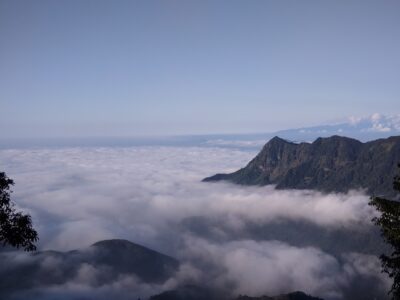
xmin=0 ymin=145 xmax=390 ymax=299
xmin=1 ymin=146 xmax=377 ymax=250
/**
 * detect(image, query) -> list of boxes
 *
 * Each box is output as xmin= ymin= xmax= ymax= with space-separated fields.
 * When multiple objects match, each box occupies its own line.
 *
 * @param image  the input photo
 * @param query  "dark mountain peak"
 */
xmin=0 ymin=239 xmax=179 ymax=296
xmin=263 ymin=136 xmax=295 ymax=150
xmin=91 ymin=239 xmax=140 ymax=249
xmin=387 ymin=135 xmax=400 ymax=142
xmin=90 ymin=239 xmax=179 ymax=273
xmin=150 ymin=285 xmax=223 ymax=300
xmin=203 ymin=135 xmax=400 ymax=196
xmin=268 ymin=136 xmax=291 ymax=144
xmin=257 ymin=137 xmax=297 ymax=162
xmin=313 ymin=135 xmax=362 ymax=145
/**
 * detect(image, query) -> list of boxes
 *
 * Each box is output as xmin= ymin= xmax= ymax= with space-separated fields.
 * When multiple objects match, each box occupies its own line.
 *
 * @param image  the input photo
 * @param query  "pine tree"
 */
xmin=370 ymin=164 xmax=400 ymax=299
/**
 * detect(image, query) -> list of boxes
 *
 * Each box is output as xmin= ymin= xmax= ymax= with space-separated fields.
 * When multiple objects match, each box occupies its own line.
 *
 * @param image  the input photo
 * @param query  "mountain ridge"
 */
xmin=203 ymin=135 xmax=400 ymax=196
xmin=0 ymin=239 xmax=179 ymax=297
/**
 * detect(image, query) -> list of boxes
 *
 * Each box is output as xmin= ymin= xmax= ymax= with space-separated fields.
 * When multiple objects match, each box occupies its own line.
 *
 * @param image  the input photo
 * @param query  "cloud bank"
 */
xmin=0 ymin=146 xmax=390 ymax=299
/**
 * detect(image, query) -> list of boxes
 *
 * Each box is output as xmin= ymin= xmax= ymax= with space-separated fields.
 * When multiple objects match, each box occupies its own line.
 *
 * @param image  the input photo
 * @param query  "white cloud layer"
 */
xmin=0 ymin=146 xmax=390 ymax=299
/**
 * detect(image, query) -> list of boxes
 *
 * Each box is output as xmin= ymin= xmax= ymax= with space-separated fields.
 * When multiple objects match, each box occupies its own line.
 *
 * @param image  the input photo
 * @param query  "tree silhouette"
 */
xmin=370 ymin=164 xmax=400 ymax=299
xmin=0 ymin=172 xmax=38 ymax=251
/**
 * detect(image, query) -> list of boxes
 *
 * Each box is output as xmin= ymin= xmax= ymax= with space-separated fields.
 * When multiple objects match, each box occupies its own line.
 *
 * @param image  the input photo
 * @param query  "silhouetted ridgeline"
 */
xmin=150 ymin=286 xmax=322 ymax=300
xmin=236 ymin=291 xmax=323 ymax=300
xmin=0 ymin=239 xmax=178 ymax=297
xmin=0 ymin=240 xmax=323 ymax=300
xmin=203 ymin=135 xmax=400 ymax=197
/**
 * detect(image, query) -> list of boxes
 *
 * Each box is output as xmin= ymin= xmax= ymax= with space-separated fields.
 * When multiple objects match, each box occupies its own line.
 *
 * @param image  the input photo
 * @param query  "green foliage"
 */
xmin=370 ymin=164 xmax=400 ymax=299
xmin=0 ymin=172 xmax=38 ymax=251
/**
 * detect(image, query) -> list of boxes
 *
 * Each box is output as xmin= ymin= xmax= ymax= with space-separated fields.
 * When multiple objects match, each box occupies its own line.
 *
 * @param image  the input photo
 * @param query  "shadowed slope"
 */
xmin=203 ymin=135 xmax=400 ymax=197
xmin=0 ymin=239 xmax=179 ymax=297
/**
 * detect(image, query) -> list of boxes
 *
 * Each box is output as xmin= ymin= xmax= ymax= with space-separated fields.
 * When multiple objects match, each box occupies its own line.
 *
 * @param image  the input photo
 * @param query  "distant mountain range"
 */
xmin=203 ymin=135 xmax=400 ymax=197
xmin=274 ymin=113 xmax=400 ymax=142
xmin=1 ymin=113 xmax=399 ymax=150
xmin=204 ymin=113 xmax=400 ymax=149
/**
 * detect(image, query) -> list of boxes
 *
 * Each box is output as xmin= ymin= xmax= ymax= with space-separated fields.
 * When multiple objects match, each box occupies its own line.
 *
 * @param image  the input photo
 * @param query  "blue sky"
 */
xmin=1 ymin=0 xmax=399 ymax=137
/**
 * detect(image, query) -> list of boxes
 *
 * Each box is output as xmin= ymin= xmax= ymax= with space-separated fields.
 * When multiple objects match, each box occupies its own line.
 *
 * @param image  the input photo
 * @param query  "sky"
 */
xmin=1 ymin=0 xmax=400 ymax=138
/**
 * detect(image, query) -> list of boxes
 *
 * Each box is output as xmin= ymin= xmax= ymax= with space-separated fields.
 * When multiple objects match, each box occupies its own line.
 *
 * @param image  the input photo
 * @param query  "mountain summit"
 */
xmin=0 ymin=239 xmax=179 ymax=297
xmin=203 ymin=135 xmax=400 ymax=196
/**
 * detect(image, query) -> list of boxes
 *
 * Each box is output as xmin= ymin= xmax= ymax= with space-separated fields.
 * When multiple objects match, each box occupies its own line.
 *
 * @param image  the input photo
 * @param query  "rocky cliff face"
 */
xmin=203 ymin=135 xmax=400 ymax=197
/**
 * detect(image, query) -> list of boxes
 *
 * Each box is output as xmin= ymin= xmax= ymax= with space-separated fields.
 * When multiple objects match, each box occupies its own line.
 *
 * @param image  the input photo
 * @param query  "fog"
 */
xmin=0 ymin=146 xmax=390 ymax=299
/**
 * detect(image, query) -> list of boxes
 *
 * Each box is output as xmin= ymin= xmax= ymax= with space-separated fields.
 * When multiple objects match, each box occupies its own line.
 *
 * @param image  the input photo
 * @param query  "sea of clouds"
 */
xmin=0 ymin=145 xmax=391 ymax=299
